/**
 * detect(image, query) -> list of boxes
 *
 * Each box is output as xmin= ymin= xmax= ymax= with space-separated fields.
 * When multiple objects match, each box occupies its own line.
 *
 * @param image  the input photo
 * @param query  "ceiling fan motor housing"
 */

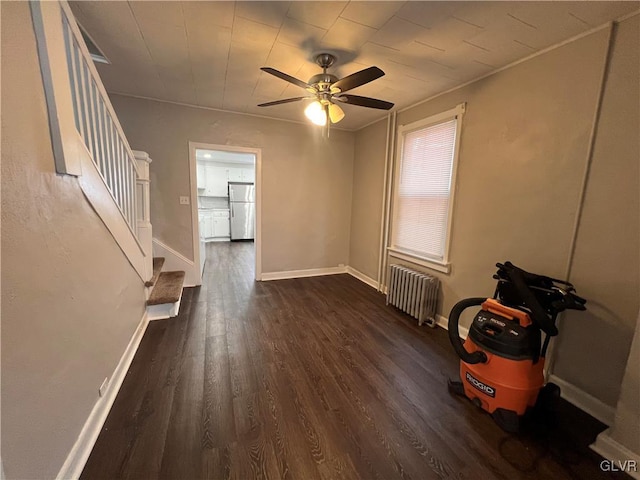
xmin=308 ymin=73 xmax=339 ymax=91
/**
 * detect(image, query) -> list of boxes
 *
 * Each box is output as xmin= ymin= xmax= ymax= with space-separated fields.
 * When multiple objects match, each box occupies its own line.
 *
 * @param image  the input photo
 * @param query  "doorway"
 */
xmin=189 ymin=142 xmax=262 ymax=283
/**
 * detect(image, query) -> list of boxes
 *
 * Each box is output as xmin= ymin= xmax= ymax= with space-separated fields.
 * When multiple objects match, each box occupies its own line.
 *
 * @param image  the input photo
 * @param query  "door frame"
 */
xmin=188 ymin=141 xmax=263 ymax=282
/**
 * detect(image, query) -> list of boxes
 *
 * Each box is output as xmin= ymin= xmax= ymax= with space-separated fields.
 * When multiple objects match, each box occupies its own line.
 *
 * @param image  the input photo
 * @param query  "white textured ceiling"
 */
xmin=70 ymin=1 xmax=638 ymax=130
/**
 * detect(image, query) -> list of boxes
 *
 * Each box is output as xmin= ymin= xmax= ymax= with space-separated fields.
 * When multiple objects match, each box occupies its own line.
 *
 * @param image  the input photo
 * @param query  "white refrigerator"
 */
xmin=228 ymin=182 xmax=255 ymax=241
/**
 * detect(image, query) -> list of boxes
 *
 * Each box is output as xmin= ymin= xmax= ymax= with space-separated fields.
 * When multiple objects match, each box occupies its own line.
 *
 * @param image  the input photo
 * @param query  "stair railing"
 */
xmin=30 ymin=0 xmax=149 ymax=281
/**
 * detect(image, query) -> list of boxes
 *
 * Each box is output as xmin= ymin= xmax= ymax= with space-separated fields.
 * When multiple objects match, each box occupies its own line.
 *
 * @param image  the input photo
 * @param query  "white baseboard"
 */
xmin=435 ymin=313 xmax=469 ymax=339
xmin=346 ymin=266 xmax=380 ymax=290
xmin=152 ymin=238 xmax=199 ymax=287
xmin=261 ymin=266 xmax=347 ymax=281
xmin=56 ymin=312 xmax=149 ymax=480
xmin=591 ymin=429 xmax=640 ymax=479
xmin=548 ymin=374 xmax=615 ymax=426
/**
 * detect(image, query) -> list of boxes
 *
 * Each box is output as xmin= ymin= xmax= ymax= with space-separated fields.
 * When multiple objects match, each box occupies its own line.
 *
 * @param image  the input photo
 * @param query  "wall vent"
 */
xmin=77 ymin=22 xmax=110 ymax=64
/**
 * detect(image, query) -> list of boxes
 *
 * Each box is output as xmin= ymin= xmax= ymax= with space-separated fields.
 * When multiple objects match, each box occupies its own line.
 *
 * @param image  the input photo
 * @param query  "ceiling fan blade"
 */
xmin=261 ymin=67 xmax=310 ymax=90
xmin=257 ymin=97 xmax=308 ymax=107
xmin=337 ymin=94 xmax=394 ymax=110
xmin=331 ymin=66 xmax=385 ymax=93
xmin=328 ymin=103 xmax=345 ymax=124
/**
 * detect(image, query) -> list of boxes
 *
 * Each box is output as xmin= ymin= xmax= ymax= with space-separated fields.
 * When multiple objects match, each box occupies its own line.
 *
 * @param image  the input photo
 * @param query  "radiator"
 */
xmin=386 ymin=264 xmax=440 ymax=327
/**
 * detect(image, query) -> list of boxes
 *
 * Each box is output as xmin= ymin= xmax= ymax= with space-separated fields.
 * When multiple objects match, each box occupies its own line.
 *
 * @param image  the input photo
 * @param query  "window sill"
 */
xmin=387 ymin=248 xmax=451 ymax=274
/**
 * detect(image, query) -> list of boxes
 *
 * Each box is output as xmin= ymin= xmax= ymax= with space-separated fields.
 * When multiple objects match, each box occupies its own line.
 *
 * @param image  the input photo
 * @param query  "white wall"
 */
xmin=551 ymin=16 xmax=639 ymax=407
xmin=349 ymin=118 xmax=388 ymax=281
xmin=349 ymin=19 xmax=639 ymax=410
xmin=1 ymin=3 xmax=146 ymax=478
xmin=110 ymin=95 xmax=355 ymax=274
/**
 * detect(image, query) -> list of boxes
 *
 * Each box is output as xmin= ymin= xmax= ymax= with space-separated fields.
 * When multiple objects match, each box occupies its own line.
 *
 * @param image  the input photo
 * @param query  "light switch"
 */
xmin=179 ymin=196 xmax=190 ymax=205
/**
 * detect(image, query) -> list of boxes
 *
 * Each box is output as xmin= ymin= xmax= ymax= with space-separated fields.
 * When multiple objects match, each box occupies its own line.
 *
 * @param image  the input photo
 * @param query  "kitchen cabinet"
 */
xmin=200 ymin=210 xmax=230 ymax=240
xmin=205 ymin=165 xmax=228 ymax=197
xmin=202 ymin=213 xmax=214 ymax=238
xmin=213 ymin=211 xmax=230 ymax=238
xmin=200 ymin=163 xmax=256 ymax=197
xmin=241 ymin=167 xmax=255 ymax=182
xmin=197 ymin=163 xmax=206 ymax=189
xmin=228 ymin=167 xmax=255 ymax=183
xmin=227 ymin=167 xmax=243 ymax=182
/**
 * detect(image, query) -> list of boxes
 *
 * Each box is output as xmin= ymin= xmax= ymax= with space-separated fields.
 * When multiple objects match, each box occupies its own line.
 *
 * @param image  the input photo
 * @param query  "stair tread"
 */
xmin=145 ymin=257 xmax=165 ymax=287
xmin=147 ymin=271 xmax=185 ymax=306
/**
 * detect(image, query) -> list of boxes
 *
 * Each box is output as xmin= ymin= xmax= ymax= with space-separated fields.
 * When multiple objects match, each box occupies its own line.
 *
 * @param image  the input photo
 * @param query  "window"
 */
xmin=390 ymin=104 xmax=464 ymax=273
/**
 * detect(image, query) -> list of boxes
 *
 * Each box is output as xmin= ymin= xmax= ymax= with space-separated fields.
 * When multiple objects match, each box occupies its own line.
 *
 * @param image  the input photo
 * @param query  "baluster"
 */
xmin=112 ymin=136 xmax=120 ymax=208
xmin=62 ymin=18 xmax=81 ymax=133
xmin=110 ymin=123 xmax=119 ymax=200
xmin=103 ymin=116 xmax=113 ymax=196
xmin=115 ymin=138 xmax=123 ymax=210
xmin=95 ymin=93 xmax=105 ymax=178
xmin=92 ymin=82 xmax=105 ymax=175
xmin=78 ymin=58 xmax=93 ymax=156
xmin=122 ymin=151 xmax=130 ymax=226
xmin=127 ymin=156 xmax=136 ymax=228
xmin=110 ymin=121 xmax=118 ymax=201
xmin=119 ymin=141 xmax=127 ymax=217
xmin=85 ymin=66 xmax=100 ymax=164
xmin=132 ymin=164 xmax=138 ymax=232
xmin=129 ymin=161 xmax=135 ymax=229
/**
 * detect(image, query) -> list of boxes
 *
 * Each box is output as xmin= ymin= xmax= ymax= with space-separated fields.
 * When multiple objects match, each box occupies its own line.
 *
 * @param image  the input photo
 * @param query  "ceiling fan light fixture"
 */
xmin=259 ymin=53 xmax=394 ymax=126
xmin=328 ymin=103 xmax=345 ymax=124
xmin=304 ymin=100 xmax=327 ymax=126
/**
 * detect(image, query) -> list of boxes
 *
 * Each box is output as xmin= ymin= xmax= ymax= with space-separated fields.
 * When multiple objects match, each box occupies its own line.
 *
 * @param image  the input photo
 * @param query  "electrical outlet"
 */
xmin=179 ymin=196 xmax=190 ymax=205
xmin=99 ymin=377 xmax=109 ymax=397
xmin=338 ymin=263 xmax=345 ymax=267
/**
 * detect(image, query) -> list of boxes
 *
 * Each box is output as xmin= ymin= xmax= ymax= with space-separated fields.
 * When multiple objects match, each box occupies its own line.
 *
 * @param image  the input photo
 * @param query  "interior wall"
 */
xmin=600 ymin=309 xmax=640 ymax=458
xmin=110 ymin=95 xmax=355 ymax=274
xmin=349 ymin=118 xmax=388 ymax=280
xmin=1 ymin=3 xmax=146 ymax=479
xmin=551 ymin=16 xmax=639 ymax=406
xmin=350 ymin=21 xmax=639 ymax=409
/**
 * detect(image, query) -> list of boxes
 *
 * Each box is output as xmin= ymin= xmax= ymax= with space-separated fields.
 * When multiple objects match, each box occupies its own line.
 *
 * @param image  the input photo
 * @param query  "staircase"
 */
xmin=145 ymin=257 xmax=186 ymax=320
xmin=31 ymin=1 xmax=185 ymax=322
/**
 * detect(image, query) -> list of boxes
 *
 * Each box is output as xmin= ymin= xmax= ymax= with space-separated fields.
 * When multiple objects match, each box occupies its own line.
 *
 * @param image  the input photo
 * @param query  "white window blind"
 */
xmin=392 ymin=117 xmax=458 ymax=262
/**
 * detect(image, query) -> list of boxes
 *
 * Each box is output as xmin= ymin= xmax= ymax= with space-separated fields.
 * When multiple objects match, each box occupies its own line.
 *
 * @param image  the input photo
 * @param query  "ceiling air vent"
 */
xmin=77 ymin=23 xmax=110 ymax=65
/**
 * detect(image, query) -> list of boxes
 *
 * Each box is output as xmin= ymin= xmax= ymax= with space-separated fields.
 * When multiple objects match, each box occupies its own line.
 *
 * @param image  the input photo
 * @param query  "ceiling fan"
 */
xmin=258 ymin=53 xmax=394 ymax=129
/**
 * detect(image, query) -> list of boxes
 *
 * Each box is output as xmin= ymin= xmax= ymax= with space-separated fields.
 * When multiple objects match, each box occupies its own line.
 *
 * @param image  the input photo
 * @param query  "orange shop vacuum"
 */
xmin=447 ymin=262 xmax=586 ymax=432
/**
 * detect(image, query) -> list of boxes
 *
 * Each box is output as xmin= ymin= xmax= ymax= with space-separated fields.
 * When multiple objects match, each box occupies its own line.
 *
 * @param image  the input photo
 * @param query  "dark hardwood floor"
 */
xmin=82 ymin=242 xmax=623 ymax=480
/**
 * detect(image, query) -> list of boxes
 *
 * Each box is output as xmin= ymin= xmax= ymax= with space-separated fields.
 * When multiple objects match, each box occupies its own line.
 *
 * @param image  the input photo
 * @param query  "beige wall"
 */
xmin=1 ymin=3 xmax=146 ymax=479
xmin=350 ymin=21 xmax=639 ymax=408
xmin=552 ymin=17 xmax=639 ymax=406
xmin=349 ymin=118 xmax=388 ymax=280
xmin=606 ymin=310 xmax=640 ymax=456
xmin=110 ymin=96 xmax=355 ymax=273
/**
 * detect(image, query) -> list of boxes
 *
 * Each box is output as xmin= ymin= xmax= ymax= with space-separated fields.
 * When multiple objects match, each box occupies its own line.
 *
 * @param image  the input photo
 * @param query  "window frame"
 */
xmin=388 ymin=103 xmax=465 ymax=274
